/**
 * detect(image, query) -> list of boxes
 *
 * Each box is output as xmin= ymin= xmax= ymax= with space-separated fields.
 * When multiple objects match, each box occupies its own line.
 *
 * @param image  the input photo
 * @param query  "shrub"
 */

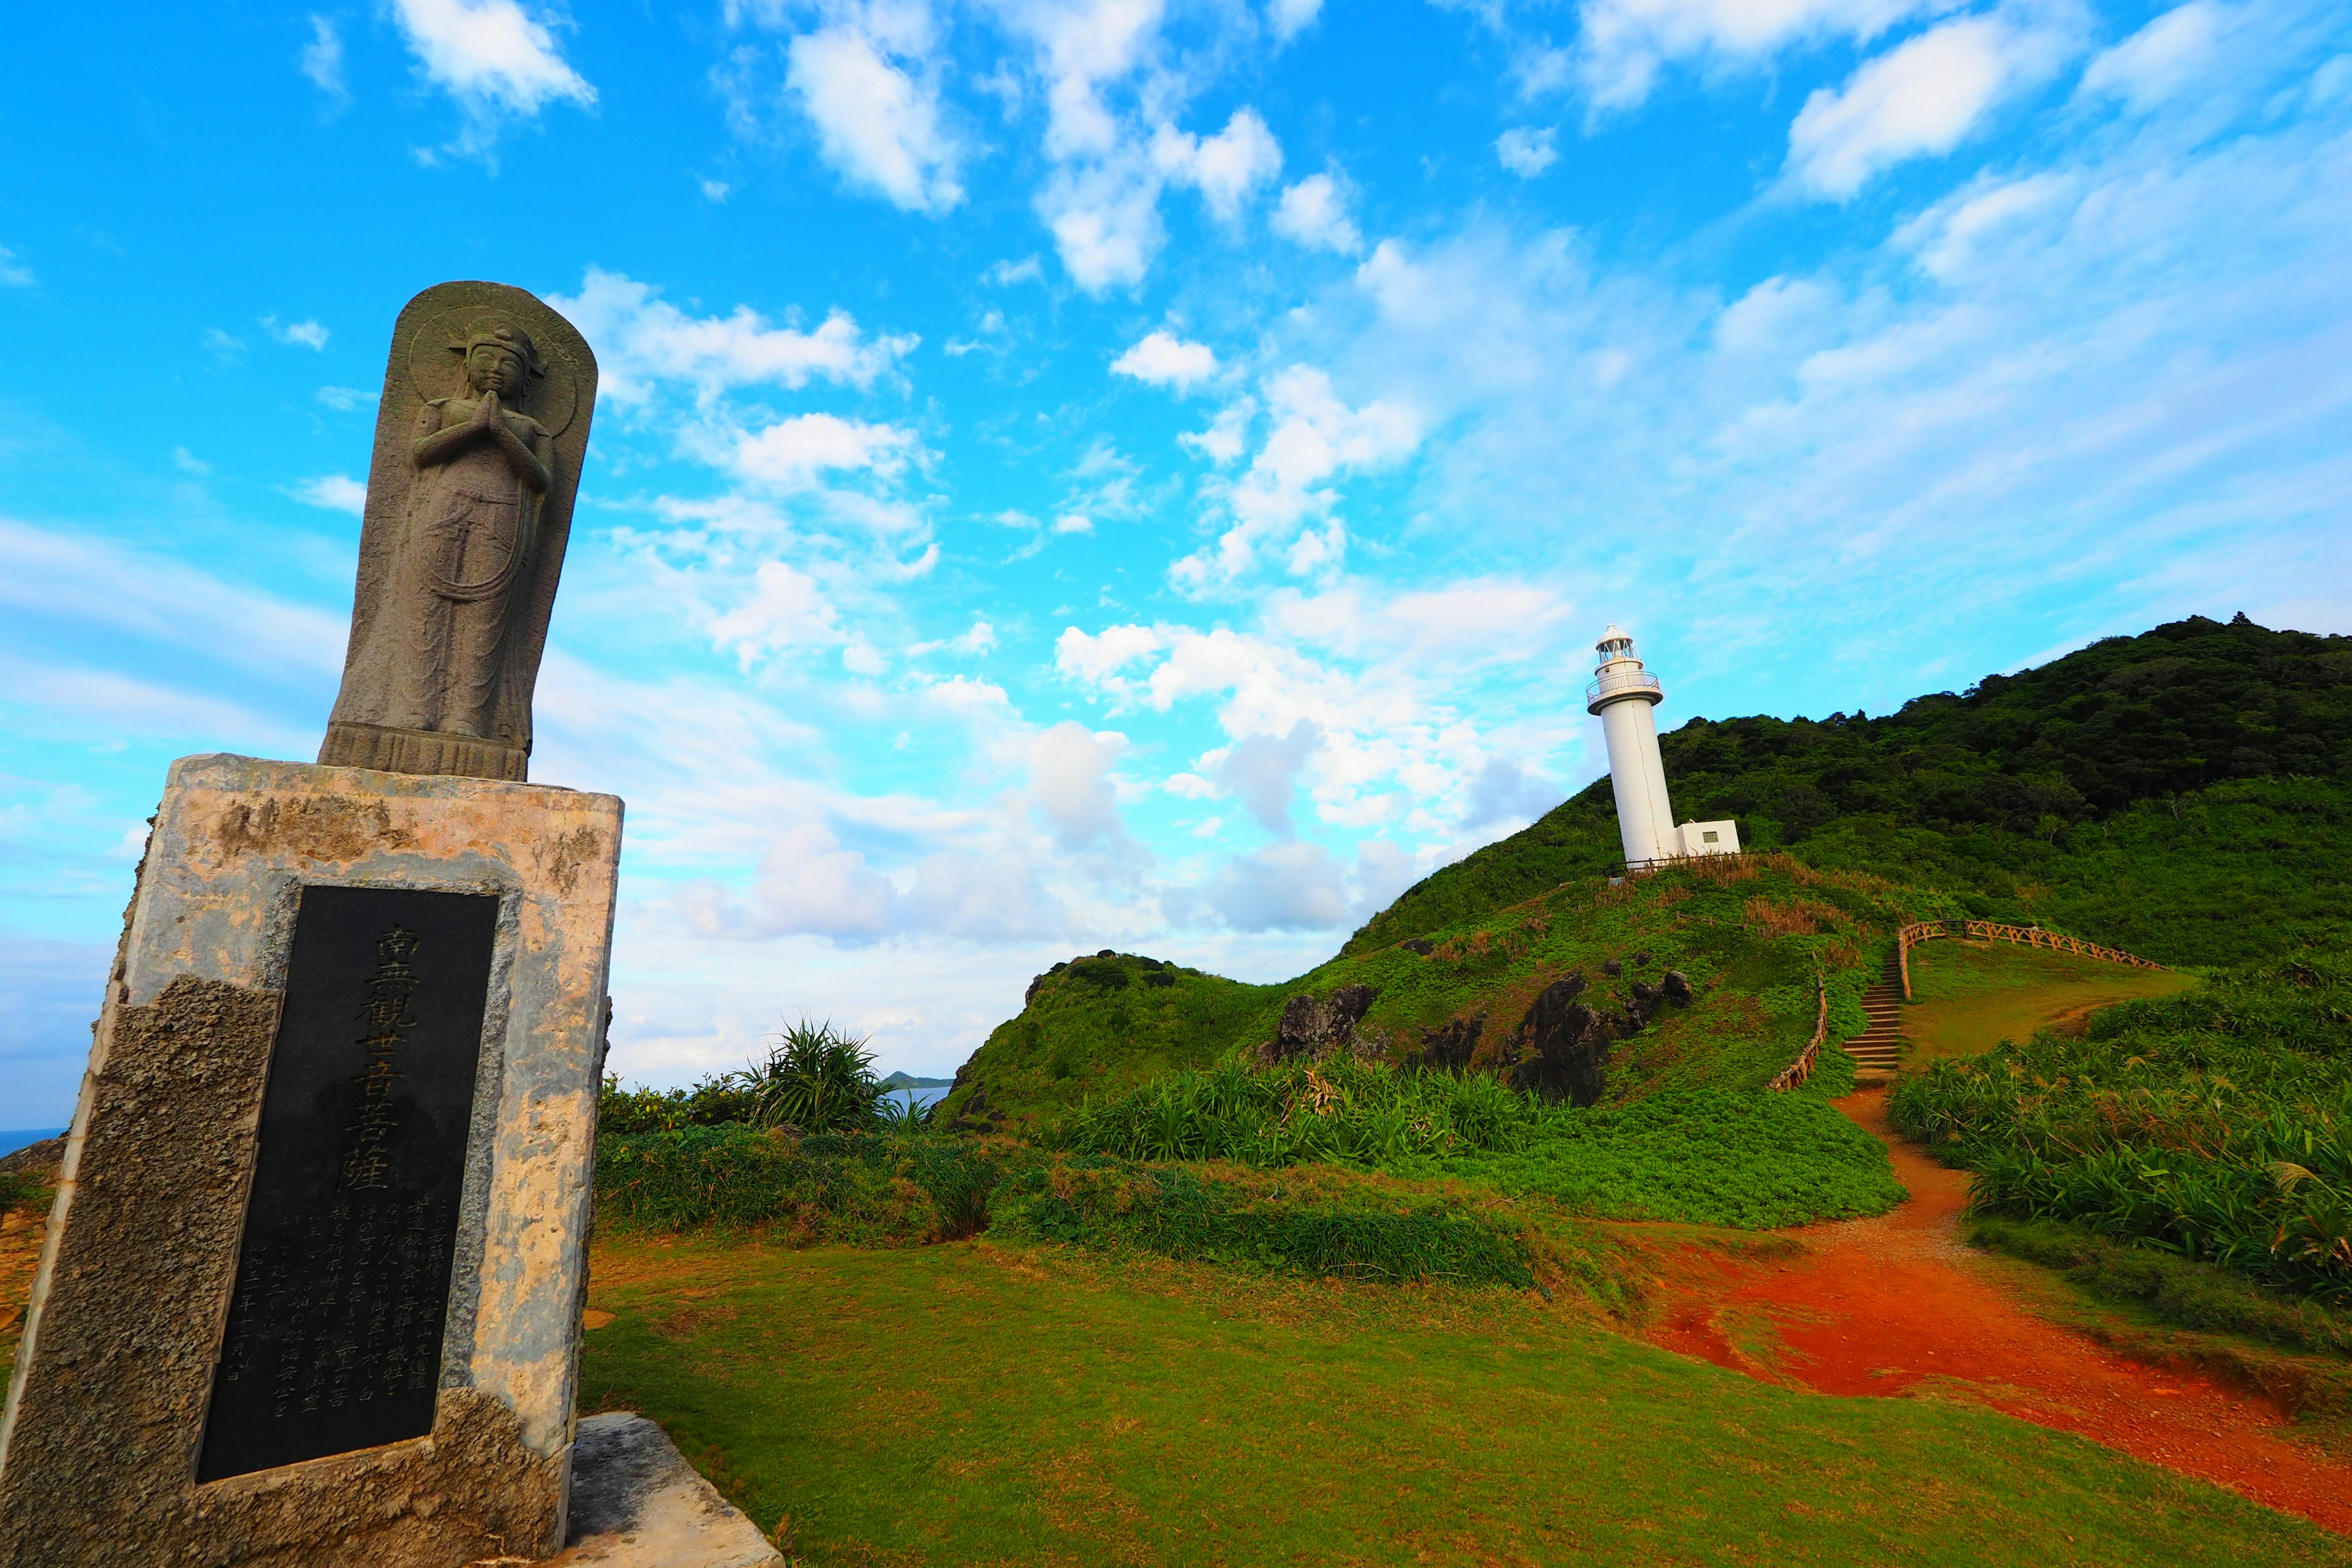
xmin=594 ymin=1125 xmax=1000 ymax=1245
xmin=1062 ymin=1057 xmax=1902 ymax=1229
xmin=994 ymin=1159 xmax=1536 ymax=1288
xmin=1891 ymin=951 xmax=2352 ymax=1298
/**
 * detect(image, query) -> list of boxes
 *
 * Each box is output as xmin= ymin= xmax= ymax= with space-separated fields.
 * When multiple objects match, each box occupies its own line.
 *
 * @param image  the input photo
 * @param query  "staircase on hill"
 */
xmin=1845 ymin=954 xmax=1907 ymax=1074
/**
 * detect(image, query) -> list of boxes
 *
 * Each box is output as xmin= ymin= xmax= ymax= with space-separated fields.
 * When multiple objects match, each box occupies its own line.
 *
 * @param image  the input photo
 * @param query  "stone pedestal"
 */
xmin=0 ymin=755 xmax=622 ymax=1567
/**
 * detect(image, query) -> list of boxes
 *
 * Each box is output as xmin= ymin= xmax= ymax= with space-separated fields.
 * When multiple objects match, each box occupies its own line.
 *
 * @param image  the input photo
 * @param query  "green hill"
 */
xmin=943 ymin=856 xmax=1956 ymax=1139
xmin=1349 ymin=614 xmax=2352 ymax=965
xmin=945 ymin=616 xmax=2350 ymax=1134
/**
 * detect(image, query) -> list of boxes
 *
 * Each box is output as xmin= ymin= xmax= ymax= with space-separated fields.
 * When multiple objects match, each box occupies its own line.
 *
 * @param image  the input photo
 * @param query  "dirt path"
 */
xmin=1646 ymin=1087 xmax=2352 ymax=1534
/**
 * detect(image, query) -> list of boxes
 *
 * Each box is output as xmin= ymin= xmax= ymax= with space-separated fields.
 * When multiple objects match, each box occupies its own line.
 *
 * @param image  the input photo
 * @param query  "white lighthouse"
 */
xmin=1586 ymin=624 xmax=1740 ymax=869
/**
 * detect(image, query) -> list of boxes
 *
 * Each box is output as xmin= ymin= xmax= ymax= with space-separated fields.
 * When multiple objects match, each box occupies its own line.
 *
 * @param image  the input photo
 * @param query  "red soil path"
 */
xmin=1645 ymin=1086 xmax=2352 ymax=1534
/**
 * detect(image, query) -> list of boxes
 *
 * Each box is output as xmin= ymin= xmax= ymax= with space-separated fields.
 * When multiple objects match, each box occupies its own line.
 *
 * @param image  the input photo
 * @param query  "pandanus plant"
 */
xmin=734 ymin=1019 xmax=884 ymax=1134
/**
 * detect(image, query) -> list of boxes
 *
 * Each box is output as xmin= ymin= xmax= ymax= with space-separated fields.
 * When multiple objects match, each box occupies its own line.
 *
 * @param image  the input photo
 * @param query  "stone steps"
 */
xmin=1844 ymin=954 xmax=1909 ymax=1072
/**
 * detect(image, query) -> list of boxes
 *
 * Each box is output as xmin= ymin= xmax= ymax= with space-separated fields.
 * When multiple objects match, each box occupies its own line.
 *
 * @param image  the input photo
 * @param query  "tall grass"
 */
xmin=1061 ymin=1055 xmax=1554 ymax=1166
xmin=1063 ymin=1055 xmax=1904 ymax=1228
xmin=1891 ymin=951 xmax=2352 ymax=1298
xmin=595 ymin=1125 xmax=1000 ymax=1244
xmin=993 ymin=1160 xmax=1536 ymax=1287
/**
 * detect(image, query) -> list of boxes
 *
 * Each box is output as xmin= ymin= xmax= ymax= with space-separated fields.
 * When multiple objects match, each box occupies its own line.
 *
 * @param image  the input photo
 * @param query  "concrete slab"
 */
xmin=548 ymin=1414 xmax=783 ymax=1567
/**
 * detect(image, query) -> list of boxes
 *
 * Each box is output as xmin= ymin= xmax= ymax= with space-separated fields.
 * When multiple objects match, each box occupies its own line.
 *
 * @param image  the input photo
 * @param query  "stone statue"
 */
xmin=321 ymin=281 xmax=598 ymax=782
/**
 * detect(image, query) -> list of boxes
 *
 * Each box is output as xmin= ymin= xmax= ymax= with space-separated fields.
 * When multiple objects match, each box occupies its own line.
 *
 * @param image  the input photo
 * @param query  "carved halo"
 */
xmin=405 ymin=307 xmax=580 ymax=438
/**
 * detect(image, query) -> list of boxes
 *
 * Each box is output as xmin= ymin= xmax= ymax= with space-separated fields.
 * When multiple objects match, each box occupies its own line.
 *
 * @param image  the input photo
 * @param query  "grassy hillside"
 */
xmin=1348 ymin=616 xmax=2352 ymax=965
xmin=945 ymin=855 xmax=1960 ymax=1136
xmin=579 ymin=1234 xmax=2352 ymax=1566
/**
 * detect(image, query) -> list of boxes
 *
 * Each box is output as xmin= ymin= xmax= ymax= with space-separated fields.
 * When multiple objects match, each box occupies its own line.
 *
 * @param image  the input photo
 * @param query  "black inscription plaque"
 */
xmin=197 ymin=884 xmax=499 ymax=1482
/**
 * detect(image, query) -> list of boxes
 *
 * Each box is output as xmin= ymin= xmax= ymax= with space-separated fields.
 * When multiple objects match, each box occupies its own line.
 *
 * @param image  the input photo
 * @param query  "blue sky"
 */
xmin=2 ymin=0 xmax=2347 ymax=1121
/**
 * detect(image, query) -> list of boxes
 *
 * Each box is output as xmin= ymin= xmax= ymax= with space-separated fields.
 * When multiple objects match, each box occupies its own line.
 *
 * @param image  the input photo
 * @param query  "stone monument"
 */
xmin=0 ymin=282 xmax=622 ymax=1566
xmin=321 ymin=281 xmax=597 ymax=783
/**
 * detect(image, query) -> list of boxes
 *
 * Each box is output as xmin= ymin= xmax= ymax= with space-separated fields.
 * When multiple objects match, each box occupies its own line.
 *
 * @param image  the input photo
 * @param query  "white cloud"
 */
xmin=1112 ymin=329 xmax=1219 ymax=390
xmin=0 ymin=247 xmax=31 ymax=289
xmin=1496 ymin=126 xmax=1559 ymax=176
xmin=315 ymin=385 xmax=377 ymax=410
xmin=548 ymin=268 xmax=917 ymax=404
xmin=173 ymin=448 xmax=210 ymax=478
xmin=911 ymin=619 xmax=999 ymax=658
xmin=1205 ymin=840 xmax=1349 ymax=930
xmin=996 ymin=0 xmax=1169 ymax=160
xmin=289 ymin=474 xmax=368 ymax=513
xmin=703 ymin=560 xmax=847 ymax=666
xmin=787 ymin=23 xmax=964 ymax=213
xmin=299 ymin=15 xmax=349 ymax=104
xmin=1182 ymin=398 xmax=1255 ymax=464
xmin=1054 ymin=512 xmax=1095 ymax=533
xmin=263 ymin=315 xmax=330 ymax=350
xmin=391 ymin=0 xmax=596 ymax=154
xmin=687 ymin=824 xmax=898 ymax=941
xmin=1175 ymin=364 xmax=1418 ymax=586
xmin=2081 ymin=2 xmax=2235 ymax=113
xmin=1039 ymin=156 xmax=1167 ymax=292
xmin=1152 ymin=108 xmax=1283 ymax=221
xmin=1208 ymin=718 xmax=1320 ymax=835
xmin=1271 ymin=173 xmax=1362 ymax=254
xmin=1267 ymin=0 xmax=1321 ymax=42
xmin=1574 ymin=0 xmax=1933 ymax=110
xmin=1028 ymin=721 xmax=1134 ymax=850
xmin=1786 ymin=13 xmax=2080 ymax=199
xmin=203 ymin=329 xmax=246 ymax=361
xmin=0 ymin=517 xmax=347 ymax=687
xmin=1460 ymin=756 xmax=1561 ymax=829
xmin=1055 ymin=623 xmax=1163 ymax=686
xmin=733 ymin=413 xmax=919 ymax=486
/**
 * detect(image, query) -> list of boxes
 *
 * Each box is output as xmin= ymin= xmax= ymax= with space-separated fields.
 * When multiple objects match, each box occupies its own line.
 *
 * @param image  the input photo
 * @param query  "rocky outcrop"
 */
xmin=1415 ymin=1014 xmax=1484 ymax=1071
xmin=1508 ymin=973 xmax=1611 ymax=1107
xmin=1507 ymin=968 xmax=1699 ymax=1106
xmin=1259 ymin=985 xmax=1380 ymax=1064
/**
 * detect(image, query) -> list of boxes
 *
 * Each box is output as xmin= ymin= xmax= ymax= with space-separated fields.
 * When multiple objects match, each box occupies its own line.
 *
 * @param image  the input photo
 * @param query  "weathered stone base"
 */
xmin=321 ymin=720 xmax=528 ymax=782
xmin=0 ymin=756 xmax=622 ymax=1566
xmin=548 ymin=1414 xmax=782 ymax=1567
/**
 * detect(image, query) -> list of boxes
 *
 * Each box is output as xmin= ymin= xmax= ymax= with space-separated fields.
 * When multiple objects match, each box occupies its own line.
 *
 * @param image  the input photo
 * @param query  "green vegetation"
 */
xmin=1063 ymin=1057 xmax=1902 ymax=1228
xmin=594 ymin=1125 xmax=1000 ymax=1243
xmin=600 ymin=1019 xmax=884 ymax=1135
xmin=1890 ymin=952 xmax=2352 ymax=1298
xmin=948 ymin=854 xmax=1952 ymax=1138
xmin=578 ymin=1234 xmax=2351 ymax=1566
xmin=1902 ymin=940 xmax=2197 ymax=1063
xmin=1350 ymin=616 xmax=2352 ymax=965
xmin=1969 ymin=1214 xmax=2352 ymax=1360
xmin=994 ymin=1159 xmax=1539 ymax=1288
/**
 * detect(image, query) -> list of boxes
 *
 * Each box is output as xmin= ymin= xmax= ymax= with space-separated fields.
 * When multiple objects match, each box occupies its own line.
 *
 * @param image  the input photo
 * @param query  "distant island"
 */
xmin=880 ymin=1071 xmax=955 ymax=1088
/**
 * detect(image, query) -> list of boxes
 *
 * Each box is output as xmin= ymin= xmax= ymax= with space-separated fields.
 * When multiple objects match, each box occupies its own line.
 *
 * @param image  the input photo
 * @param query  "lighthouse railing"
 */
xmin=1585 ymin=669 xmax=1662 ymax=706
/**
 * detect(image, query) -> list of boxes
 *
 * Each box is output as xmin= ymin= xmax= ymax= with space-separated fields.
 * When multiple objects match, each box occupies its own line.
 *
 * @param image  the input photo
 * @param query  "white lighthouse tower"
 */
xmin=1587 ymin=625 xmax=1740 ymax=869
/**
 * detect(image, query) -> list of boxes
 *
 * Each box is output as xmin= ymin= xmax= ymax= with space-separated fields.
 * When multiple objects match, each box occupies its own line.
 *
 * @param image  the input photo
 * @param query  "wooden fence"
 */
xmin=1897 ymin=919 xmax=2163 ymax=1001
xmin=1766 ymin=975 xmax=1831 ymax=1092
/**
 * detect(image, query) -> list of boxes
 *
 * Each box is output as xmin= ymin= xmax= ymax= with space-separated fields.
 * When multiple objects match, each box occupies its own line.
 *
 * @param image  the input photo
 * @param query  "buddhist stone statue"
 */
xmin=320 ymin=281 xmax=598 ymax=781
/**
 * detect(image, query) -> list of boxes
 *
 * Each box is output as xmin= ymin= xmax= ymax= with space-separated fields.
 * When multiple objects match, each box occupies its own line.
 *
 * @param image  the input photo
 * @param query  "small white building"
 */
xmin=1586 ymin=625 xmax=1740 ymax=869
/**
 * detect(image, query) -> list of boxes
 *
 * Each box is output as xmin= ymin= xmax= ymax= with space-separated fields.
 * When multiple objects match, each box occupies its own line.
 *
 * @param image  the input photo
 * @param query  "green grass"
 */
xmin=579 ymin=1233 xmax=2352 ymax=1566
xmin=594 ymin=1126 xmax=1002 ymax=1244
xmin=1902 ymin=941 xmax=2198 ymax=1063
xmin=993 ymin=1159 xmax=1540 ymax=1289
xmin=1061 ymin=1056 xmax=1904 ymax=1228
xmin=1969 ymin=1214 xmax=2352 ymax=1359
xmin=948 ymin=856 xmax=1954 ymax=1134
xmin=1890 ymin=949 xmax=2352 ymax=1298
